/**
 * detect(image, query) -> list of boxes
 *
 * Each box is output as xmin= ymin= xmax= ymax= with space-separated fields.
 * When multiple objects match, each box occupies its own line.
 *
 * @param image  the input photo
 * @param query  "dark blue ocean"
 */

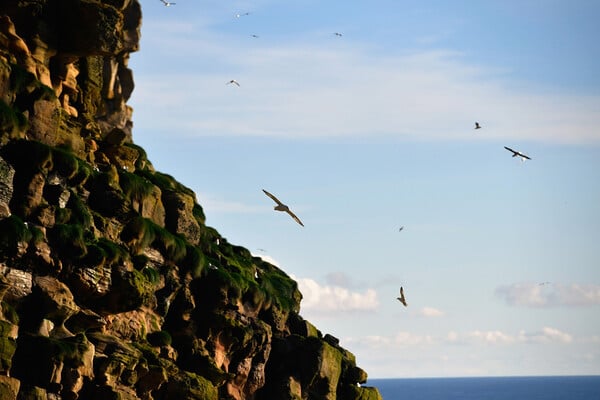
xmin=368 ymin=376 xmax=600 ymax=400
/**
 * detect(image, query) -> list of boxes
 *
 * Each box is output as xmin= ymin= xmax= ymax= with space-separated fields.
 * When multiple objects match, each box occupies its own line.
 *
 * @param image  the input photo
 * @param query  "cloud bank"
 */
xmin=495 ymin=282 xmax=600 ymax=308
xmin=131 ymin=20 xmax=600 ymax=144
xmin=294 ymin=276 xmax=379 ymax=314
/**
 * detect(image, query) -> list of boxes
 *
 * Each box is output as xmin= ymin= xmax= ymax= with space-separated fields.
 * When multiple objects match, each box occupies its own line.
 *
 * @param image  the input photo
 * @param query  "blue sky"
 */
xmin=129 ymin=0 xmax=600 ymax=378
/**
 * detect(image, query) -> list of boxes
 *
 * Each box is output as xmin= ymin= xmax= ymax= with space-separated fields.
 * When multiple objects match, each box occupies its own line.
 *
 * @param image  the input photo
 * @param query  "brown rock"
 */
xmin=163 ymin=191 xmax=201 ymax=245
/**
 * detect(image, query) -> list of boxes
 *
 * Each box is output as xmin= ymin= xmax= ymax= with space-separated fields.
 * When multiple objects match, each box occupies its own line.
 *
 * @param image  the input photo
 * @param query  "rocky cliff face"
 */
xmin=0 ymin=1 xmax=382 ymax=399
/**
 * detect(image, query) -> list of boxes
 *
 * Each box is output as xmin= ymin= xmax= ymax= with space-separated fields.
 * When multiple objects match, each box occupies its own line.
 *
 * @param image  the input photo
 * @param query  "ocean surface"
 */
xmin=368 ymin=376 xmax=600 ymax=400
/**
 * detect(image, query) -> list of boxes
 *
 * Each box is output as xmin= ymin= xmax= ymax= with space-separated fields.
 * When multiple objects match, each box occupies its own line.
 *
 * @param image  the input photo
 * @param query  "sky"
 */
xmin=128 ymin=0 xmax=600 ymax=379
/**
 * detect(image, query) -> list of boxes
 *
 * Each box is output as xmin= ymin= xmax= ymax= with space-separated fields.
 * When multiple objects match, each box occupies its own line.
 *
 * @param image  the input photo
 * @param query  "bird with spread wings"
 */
xmin=262 ymin=189 xmax=304 ymax=227
xmin=504 ymin=146 xmax=531 ymax=161
xmin=397 ymin=287 xmax=408 ymax=307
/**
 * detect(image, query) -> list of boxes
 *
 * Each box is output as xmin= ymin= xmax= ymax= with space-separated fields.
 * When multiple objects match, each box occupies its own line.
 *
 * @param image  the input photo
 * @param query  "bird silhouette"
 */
xmin=474 ymin=122 xmax=481 ymax=129
xmin=227 ymin=79 xmax=240 ymax=87
xmin=397 ymin=287 xmax=407 ymax=307
xmin=262 ymin=189 xmax=304 ymax=227
xmin=399 ymin=226 xmax=404 ymax=232
xmin=504 ymin=146 xmax=531 ymax=161
xmin=334 ymin=32 xmax=343 ymax=37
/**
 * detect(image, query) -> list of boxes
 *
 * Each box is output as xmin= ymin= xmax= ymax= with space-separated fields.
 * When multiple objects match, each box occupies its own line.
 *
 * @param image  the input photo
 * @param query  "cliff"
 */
xmin=0 ymin=1 xmax=382 ymax=399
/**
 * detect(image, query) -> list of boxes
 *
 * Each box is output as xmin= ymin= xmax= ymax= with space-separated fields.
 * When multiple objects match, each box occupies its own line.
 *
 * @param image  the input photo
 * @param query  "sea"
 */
xmin=368 ymin=376 xmax=600 ymax=400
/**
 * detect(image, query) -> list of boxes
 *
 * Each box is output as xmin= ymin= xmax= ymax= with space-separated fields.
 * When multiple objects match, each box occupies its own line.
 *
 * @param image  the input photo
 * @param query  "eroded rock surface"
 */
xmin=0 ymin=1 xmax=382 ymax=399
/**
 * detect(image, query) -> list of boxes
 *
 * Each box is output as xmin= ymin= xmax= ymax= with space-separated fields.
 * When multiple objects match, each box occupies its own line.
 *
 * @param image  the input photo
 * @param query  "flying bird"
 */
xmin=504 ymin=146 xmax=531 ymax=161
xmin=227 ymin=79 xmax=240 ymax=87
xmin=397 ymin=287 xmax=408 ymax=307
xmin=334 ymin=32 xmax=343 ymax=37
xmin=159 ymin=0 xmax=176 ymax=6
xmin=251 ymin=34 xmax=259 ymax=38
xmin=236 ymin=12 xmax=250 ymax=18
xmin=262 ymin=189 xmax=304 ymax=227
xmin=399 ymin=226 xmax=404 ymax=232
xmin=474 ymin=122 xmax=481 ymax=129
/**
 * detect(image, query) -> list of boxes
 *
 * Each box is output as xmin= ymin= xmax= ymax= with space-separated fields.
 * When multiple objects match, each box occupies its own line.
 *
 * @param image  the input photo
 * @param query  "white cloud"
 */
xmin=131 ymin=25 xmax=600 ymax=144
xmin=517 ymin=327 xmax=573 ymax=344
xmin=495 ymin=282 xmax=600 ymax=308
xmin=468 ymin=330 xmax=516 ymax=345
xmin=293 ymin=276 xmax=379 ymax=314
xmin=417 ymin=307 xmax=444 ymax=317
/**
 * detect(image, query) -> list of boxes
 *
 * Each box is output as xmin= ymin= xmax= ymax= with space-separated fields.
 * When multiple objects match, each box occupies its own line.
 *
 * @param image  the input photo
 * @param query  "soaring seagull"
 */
xmin=262 ymin=189 xmax=304 ymax=227
xmin=504 ymin=146 xmax=531 ymax=161
xmin=227 ymin=79 xmax=240 ymax=87
xmin=159 ymin=0 xmax=176 ymax=6
xmin=397 ymin=287 xmax=408 ymax=307
xmin=474 ymin=122 xmax=481 ymax=129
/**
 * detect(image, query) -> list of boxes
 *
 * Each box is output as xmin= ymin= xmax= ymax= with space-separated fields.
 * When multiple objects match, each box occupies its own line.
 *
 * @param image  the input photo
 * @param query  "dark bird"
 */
xmin=159 ymin=0 xmax=176 ymax=6
xmin=504 ymin=146 xmax=531 ymax=161
xmin=262 ymin=189 xmax=304 ymax=227
xmin=334 ymin=32 xmax=343 ymax=37
xmin=539 ymin=281 xmax=551 ymax=286
xmin=397 ymin=287 xmax=408 ymax=307
xmin=399 ymin=226 xmax=404 ymax=232
xmin=251 ymin=34 xmax=259 ymax=38
xmin=474 ymin=122 xmax=481 ymax=129
xmin=227 ymin=79 xmax=240 ymax=87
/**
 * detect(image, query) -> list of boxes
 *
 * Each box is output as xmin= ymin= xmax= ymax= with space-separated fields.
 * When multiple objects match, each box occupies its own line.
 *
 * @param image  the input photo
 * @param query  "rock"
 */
xmin=163 ymin=191 xmax=201 ymax=245
xmin=34 ymin=276 xmax=79 ymax=338
xmin=0 ymin=1 xmax=383 ymax=399
xmin=0 ymin=157 xmax=14 ymax=216
xmin=0 ymin=375 xmax=20 ymax=400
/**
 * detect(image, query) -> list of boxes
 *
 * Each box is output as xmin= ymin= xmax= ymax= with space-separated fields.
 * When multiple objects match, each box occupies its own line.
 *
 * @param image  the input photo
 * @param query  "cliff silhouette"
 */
xmin=0 ymin=1 xmax=382 ymax=399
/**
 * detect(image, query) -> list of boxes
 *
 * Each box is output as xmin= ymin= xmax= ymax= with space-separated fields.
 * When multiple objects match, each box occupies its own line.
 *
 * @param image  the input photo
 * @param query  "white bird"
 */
xmin=262 ymin=189 xmax=304 ymax=227
xmin=227 ymin=79 xmax=240 ymax=87
xmin=504 ymin=146 xmax=531 ymax=161
xmin=159 ymin=0 xmax=176 ymax=6
xmin=397 ymin=287 xmax=408 ymax=307
xmin=474 ymin=122 xmax=481 ymax=129
xmin=236 ymin=12 xmax=250 ymax=18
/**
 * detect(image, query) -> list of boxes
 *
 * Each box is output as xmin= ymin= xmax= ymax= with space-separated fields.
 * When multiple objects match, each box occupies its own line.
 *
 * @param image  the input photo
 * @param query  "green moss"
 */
xmin=138 ymin=170 xmax=195 ymax=198
xmin=119 ymin=170 xmax=154 ymax=203
xmin=65 ymin=192 xmax=92 ymax=228
xmin=0 ymin=215 xmax=32 ymax=258
xmin=121 ymin=216 xmax=156 ymax=253
xmin=121 ymin=216 xmax=188 ymax=263
xmin=0 ymin=100 xmax=27 ymax=137
xmin=192 ymin=203 xmax=205 ymax=224
xmin=48 ymin=223 xmax=87 ymax=259
xmin=81 ymin=242 xmax=107 ymax=266
xmin=52 ymin=146 xmax=80 ymax=180
xmin=142 ymin=266 xmax=160 ymax=285
xmin=168 ymin=371 xmax=219 ymax=400
xmin=69 ymin=160 xmax=93 ymax=187
xmin=182 ymin=244 xmax=205 ymax=278
xmin=124 ymin=143 xmax=150 ymax=171
xmin=96 ymin=238 xmax=129 ymax=265
xmin=259 ymin=265 xmax=300 ymax=312
xmin=55 ymin=207 xmax=72 ymax=224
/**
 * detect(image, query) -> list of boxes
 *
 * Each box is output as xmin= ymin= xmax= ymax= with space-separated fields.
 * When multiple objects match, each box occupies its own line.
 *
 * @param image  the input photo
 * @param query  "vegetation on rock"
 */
xmin=0 ymin=1 xmax=382 ymax=399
